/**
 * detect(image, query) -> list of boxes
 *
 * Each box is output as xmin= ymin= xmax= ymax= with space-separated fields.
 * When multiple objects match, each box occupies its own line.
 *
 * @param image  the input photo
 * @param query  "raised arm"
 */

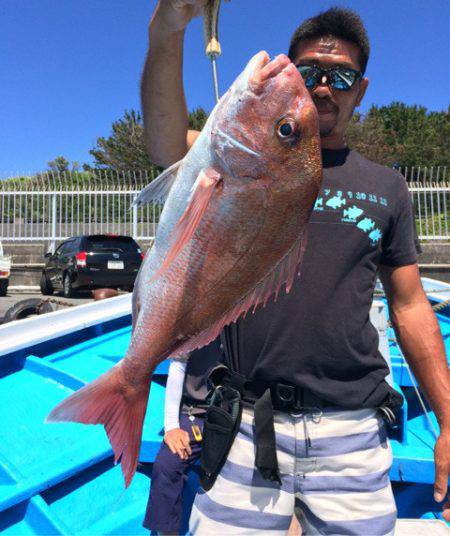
xmin=141 ymin=0 xmax=204 ymax=167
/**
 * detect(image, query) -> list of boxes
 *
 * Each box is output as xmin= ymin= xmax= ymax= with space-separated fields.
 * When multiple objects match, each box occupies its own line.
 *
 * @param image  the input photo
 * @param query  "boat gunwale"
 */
xmin=0 ymin=294 xmax=132 ymax=358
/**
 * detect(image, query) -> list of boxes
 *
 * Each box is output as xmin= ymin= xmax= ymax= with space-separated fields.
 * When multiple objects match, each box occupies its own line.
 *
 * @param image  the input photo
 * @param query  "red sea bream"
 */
xmin=47 ymin=51 xmax=322 ymax=486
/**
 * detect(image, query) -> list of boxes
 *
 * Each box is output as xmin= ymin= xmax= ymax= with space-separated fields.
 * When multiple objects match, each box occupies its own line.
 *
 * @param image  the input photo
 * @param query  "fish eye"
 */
xmin=276 ymin=118 xmax=297 ymax=139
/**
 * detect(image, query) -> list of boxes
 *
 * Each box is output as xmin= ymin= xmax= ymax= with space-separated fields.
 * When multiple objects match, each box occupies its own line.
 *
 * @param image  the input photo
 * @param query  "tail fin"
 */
xmin=46 ymin=366 xmax=150 ymax=487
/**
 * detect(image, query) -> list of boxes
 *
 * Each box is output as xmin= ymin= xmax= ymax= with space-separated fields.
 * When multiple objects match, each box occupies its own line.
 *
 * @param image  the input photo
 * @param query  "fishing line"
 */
xmin=204 ymin=0 xmax=229 ymax=103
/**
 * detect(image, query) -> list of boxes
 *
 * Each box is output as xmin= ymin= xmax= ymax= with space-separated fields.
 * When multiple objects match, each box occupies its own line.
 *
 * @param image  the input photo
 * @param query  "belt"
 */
xmin=208 ymin=366 xmax=332 ymax=485
xmin=244 ymin=381 xmax=331 ymax=484
xmin=182 ymin=398 xmax=209 ymax=411
xmin=243 ymin=381 xmax=333 ymax=413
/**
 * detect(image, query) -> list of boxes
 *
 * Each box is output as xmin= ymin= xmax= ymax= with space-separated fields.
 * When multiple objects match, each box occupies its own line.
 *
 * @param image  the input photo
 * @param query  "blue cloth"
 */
xmin=143 ymin=414 xmax=204 ymax=533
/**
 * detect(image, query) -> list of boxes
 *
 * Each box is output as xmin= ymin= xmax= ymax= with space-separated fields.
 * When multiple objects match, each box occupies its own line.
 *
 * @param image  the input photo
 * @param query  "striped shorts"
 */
xmin=190 ymin=406 xmax=396 ymax=535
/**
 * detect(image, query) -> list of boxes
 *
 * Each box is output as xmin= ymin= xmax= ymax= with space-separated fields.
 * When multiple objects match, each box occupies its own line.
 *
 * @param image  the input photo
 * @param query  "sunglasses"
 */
xmin=296 ymin=64 xmax=362 ymax=91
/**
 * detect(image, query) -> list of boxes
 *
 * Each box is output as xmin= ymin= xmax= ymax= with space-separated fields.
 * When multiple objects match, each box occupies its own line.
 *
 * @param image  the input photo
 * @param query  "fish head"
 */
xmin=211 ymin=51 xmax=320 ymax=182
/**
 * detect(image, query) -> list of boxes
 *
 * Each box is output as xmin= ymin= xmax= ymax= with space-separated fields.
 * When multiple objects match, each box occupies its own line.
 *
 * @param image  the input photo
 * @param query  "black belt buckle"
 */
xmin=273 ymin=383 xmax=297 ymax=410
xmin=273 ymin=383 xmax=324 ymax=413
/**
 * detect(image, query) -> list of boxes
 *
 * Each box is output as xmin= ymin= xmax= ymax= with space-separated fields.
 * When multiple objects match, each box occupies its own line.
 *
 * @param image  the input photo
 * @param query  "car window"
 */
xmin=86 ymin=237 xmax=138 ymax=254
xmin=64 ymin=240 xmax=77 ymax=254
xmin=54 ymin=244 xmax=66 ymax=256
xmin=60 ymin=242 xmax=72 ymax=255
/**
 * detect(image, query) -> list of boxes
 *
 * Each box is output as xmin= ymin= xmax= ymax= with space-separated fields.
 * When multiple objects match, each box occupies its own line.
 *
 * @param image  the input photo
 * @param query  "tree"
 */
xmin=47 ymin=156 xmax=79 ymax=174
xmin=88 ymin=110 xmax=155 ymax=172
xmin=346 ymin=112 xmax=396 ymax=166
xmin=346 ymin=104 xmax=449 ymax=168
xmin=188 ymin=107 xmax=209 ymax=131
xmin=87 ymin=108 xmax=209 ymax=173
xmin=48 ymin=103 xmax=447 ymax=178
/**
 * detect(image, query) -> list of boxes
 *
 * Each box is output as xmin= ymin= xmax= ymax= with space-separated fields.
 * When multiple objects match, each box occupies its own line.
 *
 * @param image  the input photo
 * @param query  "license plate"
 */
xmin=108 ymin=260 xmax=124 ymax=270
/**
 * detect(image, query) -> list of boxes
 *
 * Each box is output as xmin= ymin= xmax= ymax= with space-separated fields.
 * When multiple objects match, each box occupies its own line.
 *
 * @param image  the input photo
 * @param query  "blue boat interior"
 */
xmin=0 ymin=290 xmax=449 ymax=534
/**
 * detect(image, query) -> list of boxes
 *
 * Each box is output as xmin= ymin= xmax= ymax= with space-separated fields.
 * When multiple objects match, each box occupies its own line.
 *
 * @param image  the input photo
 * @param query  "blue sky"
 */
xmin=1 ymin=0 xmax=449 ymax=174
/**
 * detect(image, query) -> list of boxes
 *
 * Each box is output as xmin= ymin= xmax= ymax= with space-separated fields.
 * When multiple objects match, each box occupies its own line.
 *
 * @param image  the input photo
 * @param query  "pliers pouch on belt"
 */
xmin=200 ymin=365 xmax=245 ymax=491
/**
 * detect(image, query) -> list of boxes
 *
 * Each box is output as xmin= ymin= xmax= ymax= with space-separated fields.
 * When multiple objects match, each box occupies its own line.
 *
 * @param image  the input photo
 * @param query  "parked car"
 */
xmin=0 ymin=241 xmax=11 ymax=297
xmin=40 ymin=235 xmax=144 ymax=298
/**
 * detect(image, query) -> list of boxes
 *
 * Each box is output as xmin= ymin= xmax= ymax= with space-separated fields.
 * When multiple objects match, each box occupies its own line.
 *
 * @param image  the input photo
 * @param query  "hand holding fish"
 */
xmin=153 ymin=0 xmax=208 ymax=33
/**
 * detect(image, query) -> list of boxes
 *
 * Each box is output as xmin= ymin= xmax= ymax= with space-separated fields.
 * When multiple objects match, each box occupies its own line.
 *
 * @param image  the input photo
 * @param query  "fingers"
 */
xmin=433 ymin=468 xmax=448 ymax=502
xmin=172 ymin=0 xmax=207 ymax=16
xmin=173 ymin=0 xmax=207 ymax=6
xmin=442 ymin=499 xmax=450 ymax=522
xmin=166 ymin=438 xmax=186 ymax=459
xmin=433 ymin=440 xmax=449 ymax=503
xmin=155 ymin=0 xmax=207 ymax=33
xmin=175 ymin=442 xmax=188 ymax=460
xmin=163 ymin=429 xmax=193 ymax=459
xmin=181 ymin=431 xmax=192 ymax=456
xmin=165 ymin=438 xmax=178 ymax=455
xmin=165 ymin=436 xmax=191 ymax=459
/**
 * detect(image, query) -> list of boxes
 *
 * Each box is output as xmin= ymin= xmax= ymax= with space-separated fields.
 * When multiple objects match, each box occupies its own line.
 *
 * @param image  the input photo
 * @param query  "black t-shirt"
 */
xmin=228 ymin=148 xmax=420 ymax=409
xmin=181 ymin=337 xmax=223 ymax=415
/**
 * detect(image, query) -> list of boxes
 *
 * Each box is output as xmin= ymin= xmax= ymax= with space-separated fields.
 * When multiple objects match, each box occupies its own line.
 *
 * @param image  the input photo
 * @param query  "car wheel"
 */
xmin=2 ymin=298 xmax=56 ymax=324
xmin=63 ymin=273 xmax=75 ymax=298
xmin=40 ymin=272 xmax=54 ymax=296
xmin=0 ymin=279 xmax=8 ymax=297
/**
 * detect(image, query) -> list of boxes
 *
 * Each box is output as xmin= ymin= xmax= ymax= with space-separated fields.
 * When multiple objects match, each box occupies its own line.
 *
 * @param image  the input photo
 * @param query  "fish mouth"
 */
xmin=249 ymin=53 xmax=299 ymax=92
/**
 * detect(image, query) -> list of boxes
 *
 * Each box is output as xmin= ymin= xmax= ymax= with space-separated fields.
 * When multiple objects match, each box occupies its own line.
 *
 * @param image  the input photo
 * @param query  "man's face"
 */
xmin=293 ymin=36 xmax=369 ymax=142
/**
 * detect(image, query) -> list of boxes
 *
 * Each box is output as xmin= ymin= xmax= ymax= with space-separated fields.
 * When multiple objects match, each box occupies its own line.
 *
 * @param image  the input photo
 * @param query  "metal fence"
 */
xmin=397 ymin=165 xmax=447 ymax=183
xmin=0 ymin=171 xmax=159 ymax=251
xmin=409 ymin=182 xmax=449 ymax=241
xmin=395 ymin=165 xmax=449 ymax=241
xmin=0 ymin=169 xmax=449 ymax=249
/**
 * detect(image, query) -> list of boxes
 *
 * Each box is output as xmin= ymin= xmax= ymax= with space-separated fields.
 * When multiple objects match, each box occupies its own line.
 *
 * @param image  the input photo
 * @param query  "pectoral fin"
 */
xmin=153 ymin=168 xmax=222 ymax=278
xmin=133 ymin=160 xmax=182 ymax=206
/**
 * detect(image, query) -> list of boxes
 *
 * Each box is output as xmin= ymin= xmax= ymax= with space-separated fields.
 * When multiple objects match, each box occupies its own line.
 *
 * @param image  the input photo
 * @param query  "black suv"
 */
xmin=40 ymin=234 xmax=144 ymax=297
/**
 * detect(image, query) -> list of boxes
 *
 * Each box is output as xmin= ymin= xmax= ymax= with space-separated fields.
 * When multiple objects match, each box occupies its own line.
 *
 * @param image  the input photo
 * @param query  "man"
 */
xmin=142 ymin=2 xmax=449 ymax=534
xmin=143 ymin=339 xmax=222 ymax=534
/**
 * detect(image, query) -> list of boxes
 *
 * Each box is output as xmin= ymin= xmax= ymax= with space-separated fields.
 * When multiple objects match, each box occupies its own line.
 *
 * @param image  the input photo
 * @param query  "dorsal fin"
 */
xmin=172 ymin=233 xmax=308 ymax=357
xmin=152 ymin=167 xmax=222 ymax=280
xmin=133 ymin=159 xmax=182 ymax=207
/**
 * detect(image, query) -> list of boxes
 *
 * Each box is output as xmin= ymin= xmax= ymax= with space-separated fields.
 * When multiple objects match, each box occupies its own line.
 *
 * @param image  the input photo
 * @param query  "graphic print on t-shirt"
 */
xmin=312 ymin=186 xmax=389 ymax=246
